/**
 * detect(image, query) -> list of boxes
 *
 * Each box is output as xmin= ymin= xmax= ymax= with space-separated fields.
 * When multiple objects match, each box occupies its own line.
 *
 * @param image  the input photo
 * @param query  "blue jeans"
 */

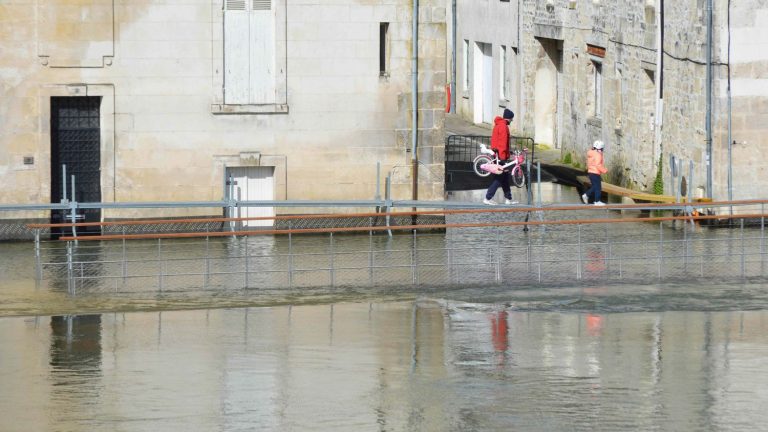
xmin=585 ymin=173 xmax=602 ymax=203
xmin=485 ymin=171 xmax=512 ymax=200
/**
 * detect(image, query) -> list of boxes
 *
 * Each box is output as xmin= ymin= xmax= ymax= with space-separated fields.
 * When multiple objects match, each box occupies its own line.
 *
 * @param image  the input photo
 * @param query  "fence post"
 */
xmin=658 ymin=222 xmax=663 ymax=280
xmin=245 ymin=235 xmax=250 ymax=289
xmin=683 ymin=216 xmax=689 ymax=274
xmin=288 ymin=222 xmax=293 ymax=287
xmin=205 ymin=236 xmax=210 ymax=289
xmin=762 ymin=203 xmax=765 ymax=277
xmin=70 ymin=175 xmax=78 ymax=240
xmin=411 ymin=230 xmax=417 ymax=285
xmin=577 ymin=224 xmax=582 ymax=280
xmin=369 ymin=229 xmax=374 ymax=286
xmin=122 ymin=228 xmax=127 ymax=286
xmin=495 ymin=226 xmax=501 ymax=283
xmin=526 ymin=155 xmax=533 ymax=206
xmin=158 ymin=238 xmax=163 ymax=291
xmin=66 ymin=241 xmax=73 ymax=294
xmin=741 ymin=219 xmax=745 ymax=278
xmin=606 ymin=225 xmax=611 ymax=279
xmin=330 ymin=232 xmax=335 ymax=287
xmin=34 ymin=229 xmax=42 ymax=281
xmin=536 ymin=161 xmax=542 ymax=208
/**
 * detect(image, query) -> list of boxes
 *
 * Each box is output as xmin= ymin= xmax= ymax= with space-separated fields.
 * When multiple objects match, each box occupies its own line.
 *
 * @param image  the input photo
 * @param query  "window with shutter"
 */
xmin=224 ymin=0 xmax=276 ymax=105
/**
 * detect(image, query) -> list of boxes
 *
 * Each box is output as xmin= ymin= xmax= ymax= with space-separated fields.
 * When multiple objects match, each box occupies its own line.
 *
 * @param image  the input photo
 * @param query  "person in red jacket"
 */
xmin=582 ymin=140 xmax=607 ymax=205
xmin=483 ymin=108 xmax=517 ymax=205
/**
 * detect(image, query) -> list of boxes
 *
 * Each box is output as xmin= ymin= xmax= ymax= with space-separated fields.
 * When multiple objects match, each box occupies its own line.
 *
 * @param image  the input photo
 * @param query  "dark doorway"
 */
xmin=50 ymin=96 xmax=102 ymax=236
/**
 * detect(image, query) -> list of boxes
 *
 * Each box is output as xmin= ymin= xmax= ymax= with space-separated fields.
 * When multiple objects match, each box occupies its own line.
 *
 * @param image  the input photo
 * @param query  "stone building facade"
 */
xmin=453 ymin=0 xmax=768 ymax=200
xmin=0 ymin=0 xmax=447 ymax=220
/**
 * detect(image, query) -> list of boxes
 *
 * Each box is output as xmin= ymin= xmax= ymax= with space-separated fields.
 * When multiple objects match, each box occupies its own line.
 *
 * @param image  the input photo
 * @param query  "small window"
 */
xmin=499 ymin=45 xmax=507 ymax=99
xmin=591 ymin=60 xmax=603 ymax=118
xmin=463 ymin=39 xmax=469 ymax=91
xmin=379 ymin=23 xmax=389 ymax=76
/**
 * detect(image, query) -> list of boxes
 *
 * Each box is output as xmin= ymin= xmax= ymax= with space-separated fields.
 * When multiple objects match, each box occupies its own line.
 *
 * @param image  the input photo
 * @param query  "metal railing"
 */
xmin=445 ymin=134 xmax=536 ymax=164
xmin=28 ymin=201 xmax=768 ymax=294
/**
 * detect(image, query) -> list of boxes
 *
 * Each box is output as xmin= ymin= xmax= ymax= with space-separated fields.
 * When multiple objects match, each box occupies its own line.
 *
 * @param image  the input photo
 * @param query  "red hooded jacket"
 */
xmin=490 ymin=116 xmax=510 ymax=161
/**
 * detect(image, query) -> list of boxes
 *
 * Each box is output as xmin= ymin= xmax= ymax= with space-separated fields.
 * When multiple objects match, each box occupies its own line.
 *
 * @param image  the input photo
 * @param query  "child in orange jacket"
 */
xmin=582 ymin=140 xmax=607 ymax=205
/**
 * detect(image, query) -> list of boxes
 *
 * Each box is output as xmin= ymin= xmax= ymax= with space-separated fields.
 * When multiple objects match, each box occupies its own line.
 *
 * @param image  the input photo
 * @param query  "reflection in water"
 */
xmin=1 ymin=304 xmax=768 ymax=430
xmin=48 ymin=315 xmax=102 ymax=427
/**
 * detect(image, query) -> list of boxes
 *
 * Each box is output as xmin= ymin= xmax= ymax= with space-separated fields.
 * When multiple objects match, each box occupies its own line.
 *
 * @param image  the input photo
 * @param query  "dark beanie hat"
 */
xmin=503 ymin=108 xmax=514 ymax=120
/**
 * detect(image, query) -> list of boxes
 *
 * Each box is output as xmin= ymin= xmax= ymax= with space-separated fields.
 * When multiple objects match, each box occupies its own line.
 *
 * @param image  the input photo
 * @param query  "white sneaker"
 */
xmin=483 ymin=198 xmax=497 ymax=205
xmin=581 ymin=193 xmax=588 ymax=204
xmin=504 ymin=199 xmax=518 ymax=205
xmin=594 ymin=201 xmax=605 ymax=206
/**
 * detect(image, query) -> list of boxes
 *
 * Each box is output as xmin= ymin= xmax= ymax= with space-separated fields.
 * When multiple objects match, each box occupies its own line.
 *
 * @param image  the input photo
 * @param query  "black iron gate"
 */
xmin=50 ymin=96 xmax=102 ymax=235
xmin=445 ymin=135 xmax=534 ymax=191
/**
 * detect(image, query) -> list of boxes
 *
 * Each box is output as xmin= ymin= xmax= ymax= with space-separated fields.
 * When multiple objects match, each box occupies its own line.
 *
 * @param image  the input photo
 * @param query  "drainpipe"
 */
xmin=450 ymin=0 xmax=456 ymax=113
xmin=411 ymin=0 xmax=419 ymax=202
xmin=727 ymin=0 xmax=732 ymax=203
xmin=705 ymin=0 xmax=713 ymax=198
xmin=653 ymin=0 xmax=663 ymax=162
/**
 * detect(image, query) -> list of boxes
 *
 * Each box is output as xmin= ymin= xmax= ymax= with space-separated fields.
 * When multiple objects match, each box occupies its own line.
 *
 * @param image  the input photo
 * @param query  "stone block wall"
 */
xmin=0 ymin=0 xmax=446 ymax=219
xmin=514 ymin=0 xmax=767 ymax=198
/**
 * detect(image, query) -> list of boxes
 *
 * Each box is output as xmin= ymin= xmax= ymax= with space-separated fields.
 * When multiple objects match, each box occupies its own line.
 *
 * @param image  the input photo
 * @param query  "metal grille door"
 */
xmin=50 ymin=96 xmax=102 ymax=234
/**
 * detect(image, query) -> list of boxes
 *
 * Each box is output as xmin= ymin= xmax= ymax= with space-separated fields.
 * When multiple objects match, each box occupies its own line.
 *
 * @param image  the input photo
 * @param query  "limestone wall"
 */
xmin=511 ymin=0 xmax=767 ymax=199
xmin=0 ymin=0 xmax=447 ymax=218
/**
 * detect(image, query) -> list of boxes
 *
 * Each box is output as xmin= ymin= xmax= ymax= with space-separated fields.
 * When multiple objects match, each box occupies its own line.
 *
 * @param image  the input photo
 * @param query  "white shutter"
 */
xmin=224 ymin=0 xmax=276 ymax=104
xmin=249 ymin=3 xmax=276 ymax=103
xmin=224 ymin=1 xmax=250 ymax=104
xmin=225 ymin=0 xmax=246 ymax=10
xmin=252 ymin=0 xmax=271 ymax=10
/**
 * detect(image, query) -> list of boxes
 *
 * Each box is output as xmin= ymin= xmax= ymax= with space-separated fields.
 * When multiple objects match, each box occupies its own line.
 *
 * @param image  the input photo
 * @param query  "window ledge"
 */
xmin=211 ymin=104 xmax=289 ymax=115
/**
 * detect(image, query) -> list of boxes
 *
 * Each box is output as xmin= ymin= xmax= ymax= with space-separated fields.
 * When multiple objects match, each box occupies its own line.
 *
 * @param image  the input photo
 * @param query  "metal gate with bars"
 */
xmin=50 ymin=96 xmax=102 ymax=236
xmin=445 ymin=135 xmax=535 ymax=191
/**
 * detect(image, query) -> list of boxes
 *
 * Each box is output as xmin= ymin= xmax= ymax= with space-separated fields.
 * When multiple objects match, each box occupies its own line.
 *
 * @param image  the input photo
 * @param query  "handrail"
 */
xmin=56 ymin=212 xmax=767 ymax=242
xmin=26 ymin=199 xmax=768 ymax=229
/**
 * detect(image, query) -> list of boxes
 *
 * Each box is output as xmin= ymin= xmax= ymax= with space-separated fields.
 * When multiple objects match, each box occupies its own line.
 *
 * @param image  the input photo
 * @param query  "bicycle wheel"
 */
xmin=511 ymin=166 xmax=526 ymax=188
xmin=472 ymin=155 xmax=493 ymax=177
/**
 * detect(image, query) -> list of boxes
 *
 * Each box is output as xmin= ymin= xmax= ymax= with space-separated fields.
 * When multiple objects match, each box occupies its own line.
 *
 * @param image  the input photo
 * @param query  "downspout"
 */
xmin=517 ymin=0 xmax=523 ymax=123
xmin=411 ymin=0 xmax=419 ymax=202
xmin=653 ymin=0 xmax=663 ymax=162
xmin=727 ymin=0 xmax=732 ymax=203
xmin=450 ymin=0 xmax=456 ymax=113
xmin=705 ymin=0 xmax=713 ymax=198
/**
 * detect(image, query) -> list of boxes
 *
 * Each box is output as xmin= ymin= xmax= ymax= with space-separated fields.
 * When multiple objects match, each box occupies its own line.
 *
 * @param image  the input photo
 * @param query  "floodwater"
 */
xmin=2 ymin=185 xmax=768 ymax=431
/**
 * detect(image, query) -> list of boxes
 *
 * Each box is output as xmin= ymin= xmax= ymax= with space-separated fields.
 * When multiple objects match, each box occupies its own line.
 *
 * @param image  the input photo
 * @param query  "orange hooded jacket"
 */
xmin=587 ymin=149 xmax=607 ymax=175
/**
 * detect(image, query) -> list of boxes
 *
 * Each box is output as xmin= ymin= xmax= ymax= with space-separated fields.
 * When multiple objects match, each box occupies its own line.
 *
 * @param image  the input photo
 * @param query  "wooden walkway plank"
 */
xmin=577 ymin=175 xmax=678 ymax=203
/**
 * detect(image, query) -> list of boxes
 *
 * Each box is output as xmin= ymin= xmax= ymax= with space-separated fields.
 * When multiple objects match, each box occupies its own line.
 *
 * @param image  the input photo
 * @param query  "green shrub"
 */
xmin=563 ymin=152 xmax=572 ymax=164
xmin=653 ymin=156 xmax=664 ymax=195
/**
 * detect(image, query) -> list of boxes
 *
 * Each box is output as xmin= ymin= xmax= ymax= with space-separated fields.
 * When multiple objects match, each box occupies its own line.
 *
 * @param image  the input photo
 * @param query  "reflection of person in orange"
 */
xmin=585 ymin=248 xmax=606 ymax=274
xmin=490 ymin=311 xmax=509 ymax=353
xmin=586 ymin=314 xmax=603 ymax=337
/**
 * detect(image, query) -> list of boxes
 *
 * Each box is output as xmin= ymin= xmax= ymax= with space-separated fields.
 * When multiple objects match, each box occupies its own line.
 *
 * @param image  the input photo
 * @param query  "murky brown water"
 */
xmin=2 ymin=303 xmax=768 ymax=431
xmin=3 ymin=187 xmax=768 ymax=430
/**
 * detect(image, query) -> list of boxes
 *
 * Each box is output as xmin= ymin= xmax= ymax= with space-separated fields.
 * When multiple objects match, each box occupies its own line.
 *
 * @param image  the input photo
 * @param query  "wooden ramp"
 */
xmin=577 ymin=175 xmax=677 ymax=203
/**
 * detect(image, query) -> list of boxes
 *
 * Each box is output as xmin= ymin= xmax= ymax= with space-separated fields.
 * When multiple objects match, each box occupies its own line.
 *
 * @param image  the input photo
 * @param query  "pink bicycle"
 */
xmin=472 ymin=144 xmax=528 ymax=188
